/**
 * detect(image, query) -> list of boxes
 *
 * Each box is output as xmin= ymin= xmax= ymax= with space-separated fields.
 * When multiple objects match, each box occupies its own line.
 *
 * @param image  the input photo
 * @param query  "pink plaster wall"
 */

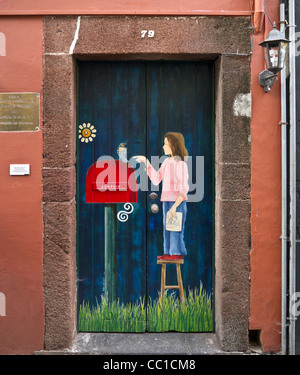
xmin=0 ymin=16 xmax=44 ymax=354
xmin=0 ymin=0 xmax=252 ymax=15
xmin=249 ymin=1 xmax=282 ymax=353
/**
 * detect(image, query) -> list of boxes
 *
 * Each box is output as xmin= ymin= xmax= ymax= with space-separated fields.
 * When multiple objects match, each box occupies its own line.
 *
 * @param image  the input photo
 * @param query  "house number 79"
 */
xmin=141 ymin=30 xmax=155 ymax=38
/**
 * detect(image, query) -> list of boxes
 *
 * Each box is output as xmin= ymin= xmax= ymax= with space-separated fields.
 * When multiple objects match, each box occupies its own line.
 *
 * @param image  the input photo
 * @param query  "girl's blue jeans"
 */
xmin=162 ymin=200 xmax=187 ymax=256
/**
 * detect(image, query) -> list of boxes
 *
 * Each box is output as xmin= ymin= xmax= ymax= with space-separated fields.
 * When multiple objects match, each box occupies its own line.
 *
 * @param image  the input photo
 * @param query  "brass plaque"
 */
xmin=0 ymin=93 xmax=40 ymax=132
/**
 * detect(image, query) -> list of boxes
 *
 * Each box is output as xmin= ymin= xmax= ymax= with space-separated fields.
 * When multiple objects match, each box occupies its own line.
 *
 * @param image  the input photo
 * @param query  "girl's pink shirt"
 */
xmin=146 ymin=157 xmax=189 ymax=201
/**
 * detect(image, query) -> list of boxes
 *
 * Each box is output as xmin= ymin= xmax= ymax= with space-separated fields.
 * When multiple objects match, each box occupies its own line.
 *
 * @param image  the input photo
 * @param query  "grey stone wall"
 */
xmin=43 ymin=15 xmax=251 ymax=352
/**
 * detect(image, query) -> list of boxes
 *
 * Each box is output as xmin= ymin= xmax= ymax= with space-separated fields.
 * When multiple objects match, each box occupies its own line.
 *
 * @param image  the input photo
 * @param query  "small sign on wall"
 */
xmin=10 ymin=164 xmax=30 ymax=176
xmin=0 ymin=93 xmax=40 ymax=131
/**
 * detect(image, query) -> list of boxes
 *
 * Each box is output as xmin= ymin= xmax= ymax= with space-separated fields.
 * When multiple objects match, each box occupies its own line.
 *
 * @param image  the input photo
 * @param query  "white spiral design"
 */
xmin=117 ymin=203 xmax=134 ymax=222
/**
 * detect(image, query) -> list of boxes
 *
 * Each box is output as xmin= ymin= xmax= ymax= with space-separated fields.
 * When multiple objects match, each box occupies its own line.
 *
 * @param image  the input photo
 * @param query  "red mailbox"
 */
xmin=86 ymin=159 xmax=137 ymax=203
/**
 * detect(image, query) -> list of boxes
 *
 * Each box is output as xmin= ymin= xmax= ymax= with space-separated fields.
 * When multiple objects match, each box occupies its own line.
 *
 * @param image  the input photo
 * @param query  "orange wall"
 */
xmin=0 ymin=0 xmax=283 ymax=354
xmin=0 ymin=0 xmax=252 ymax=15
xmin=0 ymin=16 xmax=44 ymax=354
xmin=249 ymin=1 xmax=282 ymax=353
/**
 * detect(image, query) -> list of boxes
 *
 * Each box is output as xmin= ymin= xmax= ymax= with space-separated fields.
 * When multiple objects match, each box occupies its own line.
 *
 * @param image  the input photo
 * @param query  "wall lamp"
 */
xmin=259 ymin=22 xmax=290 ymax=92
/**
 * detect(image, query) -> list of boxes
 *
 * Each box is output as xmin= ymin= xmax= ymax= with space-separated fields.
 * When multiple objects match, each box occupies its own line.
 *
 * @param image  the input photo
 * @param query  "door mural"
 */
xmin=77 ymin=61 xmax=214 ymax=332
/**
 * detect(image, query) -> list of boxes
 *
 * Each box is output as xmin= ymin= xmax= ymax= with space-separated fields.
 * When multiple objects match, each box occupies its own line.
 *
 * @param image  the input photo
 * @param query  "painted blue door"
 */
xmin=77 ymin=61 xmax=214 ymax=332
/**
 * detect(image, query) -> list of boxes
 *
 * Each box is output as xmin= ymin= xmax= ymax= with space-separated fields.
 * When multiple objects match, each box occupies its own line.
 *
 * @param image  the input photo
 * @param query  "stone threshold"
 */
xmin=35 ymin=332 xmax=249 ymax=355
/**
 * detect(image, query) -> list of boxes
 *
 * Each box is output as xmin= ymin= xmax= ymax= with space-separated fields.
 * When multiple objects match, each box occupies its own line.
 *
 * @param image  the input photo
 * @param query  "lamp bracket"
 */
xmin=259 ymin=70 xmax=278 ymax=92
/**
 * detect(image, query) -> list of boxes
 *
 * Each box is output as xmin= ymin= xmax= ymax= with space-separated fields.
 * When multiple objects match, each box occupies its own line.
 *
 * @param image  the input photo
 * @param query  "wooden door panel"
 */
xmin=77 ymin=62 xmax=147 ymax=332
xmin=146 ymin=62 xmax=214 ymax=332
xmin=77 ymin=61 xmax=214 ymax=333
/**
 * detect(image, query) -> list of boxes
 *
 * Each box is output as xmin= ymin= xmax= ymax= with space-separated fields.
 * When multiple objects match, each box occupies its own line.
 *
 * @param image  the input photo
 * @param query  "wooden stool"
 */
xmin=157 ymin=259 xmax=185 ymax=303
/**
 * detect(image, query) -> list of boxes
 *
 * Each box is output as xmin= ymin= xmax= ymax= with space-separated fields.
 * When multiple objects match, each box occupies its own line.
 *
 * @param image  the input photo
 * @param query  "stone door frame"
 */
xmin=43 ymin=15 xmax=251 ymax=352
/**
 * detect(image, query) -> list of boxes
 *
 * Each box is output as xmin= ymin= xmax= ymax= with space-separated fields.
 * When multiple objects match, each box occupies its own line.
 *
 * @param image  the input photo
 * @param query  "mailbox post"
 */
xmin=104 ymin=203 xmax=117 ymax=303
xmin=86 ymin=159 xmax=137 ymax=303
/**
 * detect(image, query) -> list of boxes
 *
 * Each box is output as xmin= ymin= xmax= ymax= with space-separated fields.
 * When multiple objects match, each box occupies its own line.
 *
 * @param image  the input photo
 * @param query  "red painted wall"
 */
xmin=0 ymin=17 xmax=44 ymax=354
xmin=249 ymin=1 xmax=282 ymax=352
xmin=0 ymin=0 xmax=252 ymax=15
xmin=0 ymin=0 xmax=282 ymax=353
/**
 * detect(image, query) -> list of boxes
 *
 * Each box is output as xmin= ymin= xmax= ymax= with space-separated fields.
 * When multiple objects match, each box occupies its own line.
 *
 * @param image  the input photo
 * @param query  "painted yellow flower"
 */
xmin=79 ymin=123 xmax=97 ymax=143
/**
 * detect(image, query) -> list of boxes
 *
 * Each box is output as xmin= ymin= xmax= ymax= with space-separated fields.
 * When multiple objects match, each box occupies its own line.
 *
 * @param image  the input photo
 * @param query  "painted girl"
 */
xmin=134 ymin=132 xmax=189 ymax=260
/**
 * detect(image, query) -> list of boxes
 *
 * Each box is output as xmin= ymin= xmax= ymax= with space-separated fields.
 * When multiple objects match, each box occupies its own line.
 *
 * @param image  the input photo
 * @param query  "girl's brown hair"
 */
xmin=164 ymin=132 xmax=188 ymax=162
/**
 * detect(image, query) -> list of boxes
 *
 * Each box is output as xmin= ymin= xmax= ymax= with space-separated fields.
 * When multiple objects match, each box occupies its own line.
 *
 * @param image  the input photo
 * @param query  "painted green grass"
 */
xmin=147 ymin=284 xmax=213 ymax=332
xmin=78 ymin=284 xmax=213 ymax=333
xmin=78 ymin=297 xmax=146 ymax=332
